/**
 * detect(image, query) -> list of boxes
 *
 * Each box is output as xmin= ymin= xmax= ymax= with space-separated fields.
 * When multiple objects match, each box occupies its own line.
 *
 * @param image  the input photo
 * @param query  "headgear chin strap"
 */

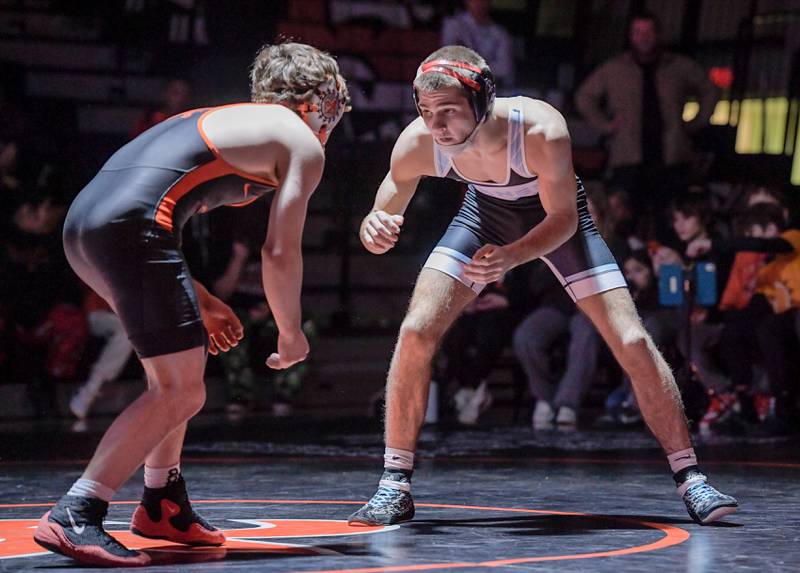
xmin=296 ymin=76 xmax=348 ymax=145
xmin=413 ymin=59 xmax=496 ymax=128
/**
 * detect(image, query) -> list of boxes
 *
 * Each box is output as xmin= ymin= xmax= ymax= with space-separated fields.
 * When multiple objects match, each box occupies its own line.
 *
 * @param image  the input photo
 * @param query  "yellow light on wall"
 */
xmin=735 ymin=99 xmax=763 ymax=154
xmin=683 ymin=101 xmax=699 ymax=122
xmin=710 ymin=100 xmax=730 ymax=125
xmin=792 ymin=114 xmax=800 ymax=185
xmin=786 ymin=99 xmax=798 ymax=156
xmin=730 ymin=100 xmax=740 ymax=127
xmin=764 ymin=97 xmax=788 ymax=155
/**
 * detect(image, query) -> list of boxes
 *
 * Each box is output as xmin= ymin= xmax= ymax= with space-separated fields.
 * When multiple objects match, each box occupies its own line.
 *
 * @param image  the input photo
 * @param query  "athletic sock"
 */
xmin=382 ymin=447 xmax=414 ymax=492
xmin=144 ymin=464 xmax=181 ymax=489
xmin=383 ymin=447 xmax=414 ymax=471
xmin=67 ymin=478 xmax=116 ymax=502
xmin=667 ymin=447 xmax=697 ymax=475
xmin=667 ymin=447 xmax=707 ymax=493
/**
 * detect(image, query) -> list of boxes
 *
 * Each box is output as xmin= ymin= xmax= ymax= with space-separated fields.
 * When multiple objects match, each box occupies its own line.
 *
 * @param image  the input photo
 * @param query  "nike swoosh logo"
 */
xmin=66 ymin=508 xmax=85 ymax=535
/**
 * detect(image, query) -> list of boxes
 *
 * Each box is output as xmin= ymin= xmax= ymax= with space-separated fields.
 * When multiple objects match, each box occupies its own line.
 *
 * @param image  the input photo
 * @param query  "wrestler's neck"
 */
xmin=452 ymin=103 xmax=507 ymax=159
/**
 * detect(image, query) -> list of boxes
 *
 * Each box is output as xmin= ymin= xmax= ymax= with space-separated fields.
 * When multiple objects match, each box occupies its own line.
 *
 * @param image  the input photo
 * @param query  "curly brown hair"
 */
xmin=250 ymin=42 xmax=350 ymax=108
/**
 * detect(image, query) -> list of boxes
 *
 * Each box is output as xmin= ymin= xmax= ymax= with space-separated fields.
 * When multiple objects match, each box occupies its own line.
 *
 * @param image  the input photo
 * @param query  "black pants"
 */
xmin=719 ymin=297 xmax=799 ymax=419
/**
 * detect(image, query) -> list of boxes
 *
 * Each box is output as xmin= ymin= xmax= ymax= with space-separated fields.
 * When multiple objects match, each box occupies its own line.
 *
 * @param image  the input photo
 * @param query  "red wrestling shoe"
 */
xmin=130 ymin=473 xmax=224 ymax=546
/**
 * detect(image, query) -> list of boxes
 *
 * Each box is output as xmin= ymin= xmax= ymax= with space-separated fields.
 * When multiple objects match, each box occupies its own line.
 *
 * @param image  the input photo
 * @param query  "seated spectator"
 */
xmin=514 ymin=187 xmax=625 ymax=430
xmin=605 ymin=187 xmax=646 ymax=252
xmin=737 ymin=184 xmax=791 ymax=225
xmin=749 ymin=210 xmax=800 ymax=430
xmin=209 ymin=217 xmax=317 ymax=417
xmin=130 ymin=78 xmax=192 ymax=138
xmin=687 ymin=202 xmax=799 ymax=433
xmin=601 ymin=249 xmax=662 ymax=427
xmin=512 ymin=264 xmax=600 ymax=429
xmin=1 ymin=137 xmax=22 ymax=238
xmin=68 ymin=290 xmax=135 ymax=421
xmin=439 ymin=280 xmax=514 ymax=425
xmin=0 ymin=193 xmax=86 ymax=417
xmin=584 ymin=181 xmax=630 ymax=258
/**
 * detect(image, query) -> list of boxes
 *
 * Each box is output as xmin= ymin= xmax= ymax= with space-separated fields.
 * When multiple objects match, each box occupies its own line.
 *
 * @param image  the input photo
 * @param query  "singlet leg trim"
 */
xmin=424 ymin=248 xmax=485 ymax=294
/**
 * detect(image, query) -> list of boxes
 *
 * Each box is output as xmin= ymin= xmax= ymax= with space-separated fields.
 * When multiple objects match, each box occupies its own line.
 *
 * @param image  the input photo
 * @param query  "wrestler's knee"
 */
xmin=155 ymin=379 xmax=206 ymax=419
xmin=398 ymin=314 xmax=442 ymax=354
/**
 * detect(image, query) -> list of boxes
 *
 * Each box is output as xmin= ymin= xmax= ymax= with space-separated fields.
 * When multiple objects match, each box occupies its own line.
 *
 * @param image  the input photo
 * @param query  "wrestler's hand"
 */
xmin=266 ymin=330 xmax=309 ymax=370
xmin=200 ymin=295 xmax=244 ymax=355
xmin=463 ymin=244 xmax=516 ymax=284
xmin=360 ymin=210 xmax=404 ymax=254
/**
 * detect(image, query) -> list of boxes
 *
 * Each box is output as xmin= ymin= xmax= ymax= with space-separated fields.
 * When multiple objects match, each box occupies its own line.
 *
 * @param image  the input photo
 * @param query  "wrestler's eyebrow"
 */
xmin=419 ymin=99 xmax=462 ymax=109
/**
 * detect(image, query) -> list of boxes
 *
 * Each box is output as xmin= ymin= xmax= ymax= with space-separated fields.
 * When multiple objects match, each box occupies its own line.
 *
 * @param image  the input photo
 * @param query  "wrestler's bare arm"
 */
xmin=507 ymin=99 xmax=579 ymax=265
xmin=374 ymin=120 xmax=435 ymax=214
xmin=360 ymin=120 xmax=435 ymax=254
xmin=261 ymin=128 xmax=324 ymax=363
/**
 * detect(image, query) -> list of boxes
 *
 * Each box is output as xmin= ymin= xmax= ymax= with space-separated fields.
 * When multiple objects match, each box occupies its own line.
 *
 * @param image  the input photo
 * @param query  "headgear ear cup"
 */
xmin=413 ymin=60 xmax=496 ymax=125
xmin=296 ymin=76 xmax=348 ymax=145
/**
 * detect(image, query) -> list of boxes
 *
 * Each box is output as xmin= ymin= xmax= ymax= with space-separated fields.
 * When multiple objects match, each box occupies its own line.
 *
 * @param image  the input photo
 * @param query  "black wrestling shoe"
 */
xmin=34 ymin=495 xmax=150 ymax=567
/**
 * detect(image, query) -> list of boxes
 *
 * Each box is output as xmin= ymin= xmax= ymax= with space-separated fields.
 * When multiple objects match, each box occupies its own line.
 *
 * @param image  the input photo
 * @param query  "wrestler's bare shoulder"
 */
xmin=496 ymin=96 xmax=570 ymax=141
xmin=201 ymin=103 xmax=320 ymax=151
xmin=393 ymin=118 xmax=434 ymax=159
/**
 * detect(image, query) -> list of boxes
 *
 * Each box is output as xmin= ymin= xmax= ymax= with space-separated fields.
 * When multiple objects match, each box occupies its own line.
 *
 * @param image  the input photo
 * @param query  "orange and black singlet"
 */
xmin=62 ymin=106 xmax=277 ymax=359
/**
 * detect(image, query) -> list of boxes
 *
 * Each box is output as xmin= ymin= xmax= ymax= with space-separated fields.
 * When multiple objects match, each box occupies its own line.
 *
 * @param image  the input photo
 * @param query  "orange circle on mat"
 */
xmin=0 ymin=499 xmax=690 ymax=570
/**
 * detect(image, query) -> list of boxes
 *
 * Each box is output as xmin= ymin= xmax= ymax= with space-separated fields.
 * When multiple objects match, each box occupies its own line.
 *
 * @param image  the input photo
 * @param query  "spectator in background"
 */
xmin=601 ymin=248 xmax=662 ymax=427
xmin=68 ymin=290 xmax=135 ymax=423
xmin=575 ymin=11 xmax=718 ymax=242
xmin=437 ymin=278 xmax=513 ymax=425
xmin=605 ymin=187 xmax=646 ymax=251
xmin=512 ymin=189 xmax=615 ymax=430
xmin=441 ymin=0 xmax=515 ymax=86
xmin=1 ymin=81 xmax=27 ymax=236
xmin=742 ymin=207 xmax=800 ymax=431
xmin=0 ymin=138 xmax=22 ymax=237
xmin=513 ymin=262 xmax=599 ymax=429
xmin=738 ymin=184 xmax=791 ymax=226
xmin=687 ymin=203 xmax=796 ymax=431
xmin=666 ymin=193 xmax=733 ymax=410
xmin=130 ymin=78 xmax=192 ymax=138
xmin=0 ymin=192 xmax=86 ymax=417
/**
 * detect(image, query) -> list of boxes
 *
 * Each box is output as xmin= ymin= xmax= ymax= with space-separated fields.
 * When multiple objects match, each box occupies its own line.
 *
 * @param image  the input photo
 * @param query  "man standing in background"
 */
xmin=575 ymin=11 xmax=718 ymax=240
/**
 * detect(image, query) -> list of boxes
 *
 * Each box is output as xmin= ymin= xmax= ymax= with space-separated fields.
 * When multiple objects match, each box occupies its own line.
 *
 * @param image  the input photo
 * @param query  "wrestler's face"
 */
xmin=624 ymin=258 xmax=652 ymax=290
xmin=672 ymin=210 xmax=704 ymax=242
xmin=416 ymin=87 xmax=477 ymax=146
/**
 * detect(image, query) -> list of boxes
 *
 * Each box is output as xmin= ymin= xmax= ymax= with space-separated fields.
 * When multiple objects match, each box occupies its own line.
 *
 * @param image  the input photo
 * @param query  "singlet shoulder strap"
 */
xmin=432 ymin=143 xmax=454 ymax=178
xmin=508 ymin=103 xmax=537 ymax=179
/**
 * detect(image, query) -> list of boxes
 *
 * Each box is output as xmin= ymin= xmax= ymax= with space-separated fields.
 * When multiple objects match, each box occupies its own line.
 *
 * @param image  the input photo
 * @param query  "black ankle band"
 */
xmin=673 ymin=465 xmax=702 ymax=486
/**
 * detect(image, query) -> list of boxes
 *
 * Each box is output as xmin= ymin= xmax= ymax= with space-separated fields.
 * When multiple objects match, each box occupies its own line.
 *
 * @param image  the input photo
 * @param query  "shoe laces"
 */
xmin=684 ymin=482 xmax=724 ymax=508
xmin=369 ymin=486 xmax=406 ymax=507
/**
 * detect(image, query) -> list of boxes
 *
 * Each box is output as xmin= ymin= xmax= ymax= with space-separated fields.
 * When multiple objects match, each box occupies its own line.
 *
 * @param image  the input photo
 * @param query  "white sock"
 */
xmin=667 ymin=448 xmax=698 ymax=474
xmin=384 ymin=447 xmax=414 ymax=471
xmin=67 ymin=478 xmax=116 ymax=502
xmin=144 ymin=463 xmax=180 ymax=489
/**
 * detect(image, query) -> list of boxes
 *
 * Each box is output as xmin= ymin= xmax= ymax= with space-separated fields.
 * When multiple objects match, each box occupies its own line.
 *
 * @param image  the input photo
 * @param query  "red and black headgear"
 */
xmin=413 ymin=59 xmax=496 ymax=125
